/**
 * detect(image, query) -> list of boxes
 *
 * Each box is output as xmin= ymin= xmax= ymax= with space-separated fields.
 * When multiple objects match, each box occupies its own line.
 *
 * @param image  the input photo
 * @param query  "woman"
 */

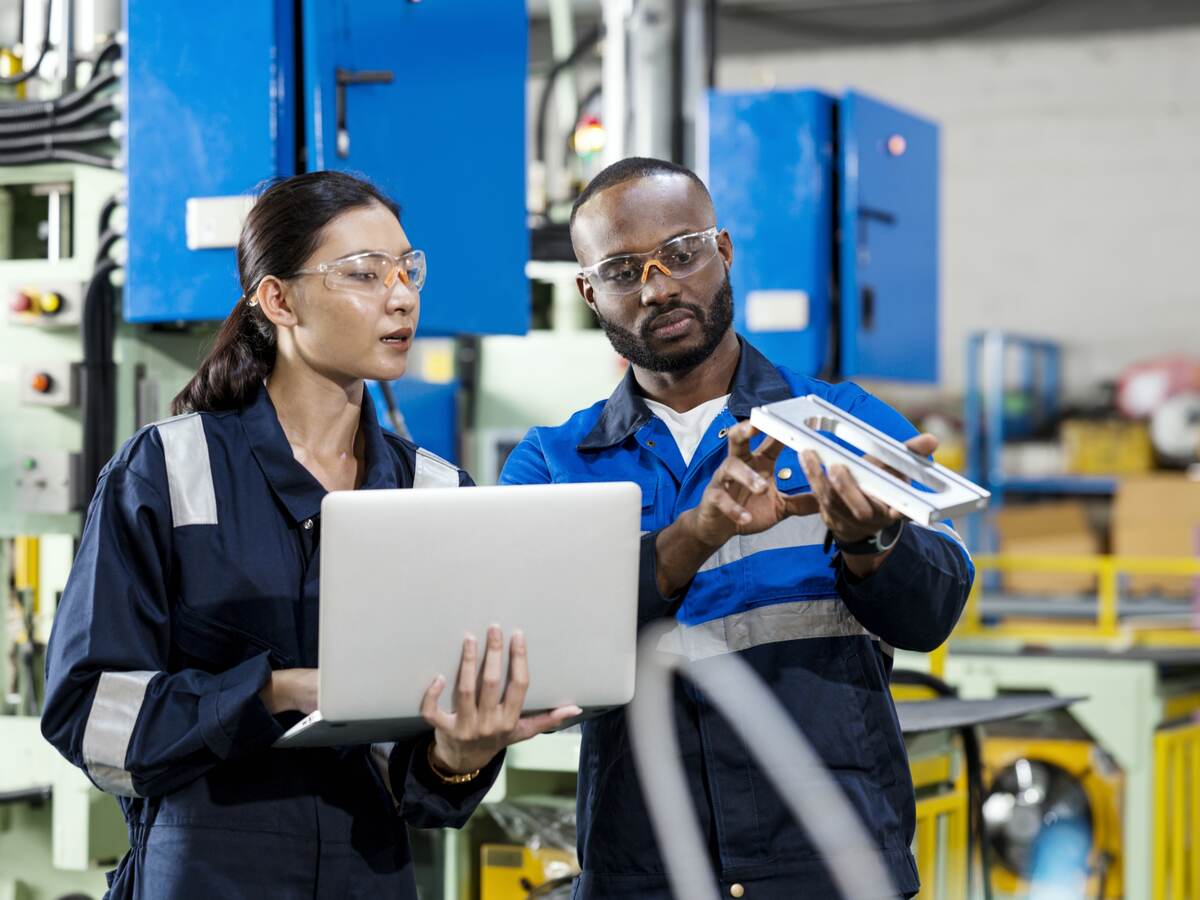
xmin=41 ymin=171 xmax=578 ymax=898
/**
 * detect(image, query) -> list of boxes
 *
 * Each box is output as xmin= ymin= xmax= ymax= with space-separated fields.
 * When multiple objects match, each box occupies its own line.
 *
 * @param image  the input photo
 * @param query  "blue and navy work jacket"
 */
xmin=41 ymin=384 xmax=498 ymax=900
xmin=501 ymin=337 xmax=975 ymax=900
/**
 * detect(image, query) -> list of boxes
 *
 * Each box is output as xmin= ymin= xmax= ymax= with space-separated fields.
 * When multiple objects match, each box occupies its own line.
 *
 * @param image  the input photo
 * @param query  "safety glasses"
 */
xmin=579 ymin=227 xmax=720 ymax=296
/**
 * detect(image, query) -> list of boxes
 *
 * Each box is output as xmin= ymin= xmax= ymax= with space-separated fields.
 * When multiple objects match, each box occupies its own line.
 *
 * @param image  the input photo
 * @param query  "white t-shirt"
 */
xmin=642 ymin=394 xmax=731 ymax=467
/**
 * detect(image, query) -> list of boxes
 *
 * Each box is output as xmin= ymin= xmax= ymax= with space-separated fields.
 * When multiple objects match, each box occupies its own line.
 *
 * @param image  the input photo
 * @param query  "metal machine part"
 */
xmin=751 ymin=394 xmax=990 ymax=525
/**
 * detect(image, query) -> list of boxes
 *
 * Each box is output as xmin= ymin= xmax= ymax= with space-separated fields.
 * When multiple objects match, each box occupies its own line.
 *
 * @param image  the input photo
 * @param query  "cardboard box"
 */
xmin=1061 ymin=420 xmax=1153 ymax=476
xmin=994 ymin=501 xmax=1100 ymax=595
xmin=1112 ymin=475 xmax=1200 ymax=597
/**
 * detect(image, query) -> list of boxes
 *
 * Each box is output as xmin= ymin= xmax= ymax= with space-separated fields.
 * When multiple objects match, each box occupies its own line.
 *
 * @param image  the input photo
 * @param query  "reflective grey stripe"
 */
xmin=413 ymin=447 xmax=460 ymax=489
xmin=657 ymin=598 xmax=870 ymax=661
xmin=371 ymin=742 xmax=399 ymax=806
xmin=82 ymin=670 xmax=158 ymax=797
xmin=697 ymin=515 xmax=826 ymax=574
xmin=156 ymin=414 xmax=218 ymax=526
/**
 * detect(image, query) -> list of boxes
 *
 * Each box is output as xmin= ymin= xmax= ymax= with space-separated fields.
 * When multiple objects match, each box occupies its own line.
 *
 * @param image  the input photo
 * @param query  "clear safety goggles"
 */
xmin=579 ymin=227 xmax=720 ymax=296
xmin=295 ymin=249 xmax=427 ymax=296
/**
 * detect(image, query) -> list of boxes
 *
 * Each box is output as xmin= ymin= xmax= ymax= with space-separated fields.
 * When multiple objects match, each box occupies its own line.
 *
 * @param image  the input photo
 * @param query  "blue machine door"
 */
xmin=302 ymin=0 xmax=529 ymax=337
xmin=708 ymin=89 xmax=835 ymax=377
xmin=838 ymin=91 xmax=939 ymax=382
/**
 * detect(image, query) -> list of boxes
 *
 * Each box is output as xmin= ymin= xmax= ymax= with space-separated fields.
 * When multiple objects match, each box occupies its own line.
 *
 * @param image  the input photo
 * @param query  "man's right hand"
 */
xmin=656 ymin=421 xmax=818 ymax=598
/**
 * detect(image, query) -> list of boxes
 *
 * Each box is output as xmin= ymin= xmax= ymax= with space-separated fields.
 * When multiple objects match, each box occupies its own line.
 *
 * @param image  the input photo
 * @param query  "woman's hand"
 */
xmin=258 ymin=668 xmax=319 ymax=716
xmin=420 ymin=626 xmax=581 ymax=776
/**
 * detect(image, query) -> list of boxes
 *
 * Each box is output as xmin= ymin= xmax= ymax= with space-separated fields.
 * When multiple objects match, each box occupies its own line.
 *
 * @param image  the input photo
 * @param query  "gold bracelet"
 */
xmin=426 ymin=739 xmax=481 ymax=785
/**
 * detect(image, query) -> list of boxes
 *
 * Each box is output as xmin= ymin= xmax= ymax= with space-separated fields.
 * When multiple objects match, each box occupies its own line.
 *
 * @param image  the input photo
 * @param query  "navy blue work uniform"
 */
xmin=41 ymin=384 xmax=499 ymax=899
xmin=501 ymin=338 xmax=975 ymax=899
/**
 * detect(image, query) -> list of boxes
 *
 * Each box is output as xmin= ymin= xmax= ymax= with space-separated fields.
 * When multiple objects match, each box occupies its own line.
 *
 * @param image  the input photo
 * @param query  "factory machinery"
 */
xmin=4 ymin=0 xmax=1196 ymax=898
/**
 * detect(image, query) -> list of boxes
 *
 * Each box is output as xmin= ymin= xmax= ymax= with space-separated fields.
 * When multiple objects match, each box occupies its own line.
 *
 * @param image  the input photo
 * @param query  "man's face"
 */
xmin=572 ymin=174 xmax=734 ymax=374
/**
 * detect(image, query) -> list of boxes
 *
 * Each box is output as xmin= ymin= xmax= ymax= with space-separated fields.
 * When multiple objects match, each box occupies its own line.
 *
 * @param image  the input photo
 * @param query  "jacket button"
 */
xmin=777 ymin=467 xmax=793 ymax=481
xmin=730 ymin=885 xmax=745 ymax=898
xmin=718 ymin=428 xmax=728 ymax=439
xmin=303 ymin=518 xmax=314 ymax=530
xmin=646 ymin=439 xmax=656 ymax=448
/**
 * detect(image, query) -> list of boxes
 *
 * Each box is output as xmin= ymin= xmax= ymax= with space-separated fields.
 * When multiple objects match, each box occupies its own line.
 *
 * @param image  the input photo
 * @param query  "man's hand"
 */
xmin=684 ymin=421 xmax=819 ymax=548
xmin=800 ymin=432 xmax=939 ymax=578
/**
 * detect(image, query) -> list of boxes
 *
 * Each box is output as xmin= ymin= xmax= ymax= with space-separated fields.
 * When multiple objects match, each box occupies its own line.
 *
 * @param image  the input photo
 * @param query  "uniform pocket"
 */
xmin=173 ymin=603 xmax=295 ymax=672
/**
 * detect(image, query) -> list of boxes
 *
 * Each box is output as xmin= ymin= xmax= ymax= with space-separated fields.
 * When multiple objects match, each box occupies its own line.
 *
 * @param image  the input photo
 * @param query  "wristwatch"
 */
xmin=832 ymin=519 xmax=905 ymax=556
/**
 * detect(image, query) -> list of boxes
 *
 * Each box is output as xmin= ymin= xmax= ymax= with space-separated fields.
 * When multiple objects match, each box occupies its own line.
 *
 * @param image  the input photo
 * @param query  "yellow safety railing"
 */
xmin=911 ymin=754 xmax=969 ymax=900
xmin=960 ymin=555 xmax=1200 ymax=646
xmin=1153 ymin=721 xmax=1200 ymax=900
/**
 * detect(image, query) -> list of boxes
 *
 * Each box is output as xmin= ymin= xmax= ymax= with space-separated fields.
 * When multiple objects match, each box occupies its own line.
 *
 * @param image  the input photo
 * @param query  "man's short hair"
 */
xmin=569 ymin=157 xmax=712 ymax=231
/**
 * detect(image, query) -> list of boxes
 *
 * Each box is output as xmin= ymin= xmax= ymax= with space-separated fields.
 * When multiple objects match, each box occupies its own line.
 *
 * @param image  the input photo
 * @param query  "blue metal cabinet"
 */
xmin=839 ymin=91 xmax=939 ymax=383
xmin=708 ymin=87 xmax=939 ymax=383
xmin=302 ymin=0 xmax=529 ymax=337
xmin=123 ymin=0 xmax=296 ymax=322
xmin=708 ymin=90 xmax=835 ymax=378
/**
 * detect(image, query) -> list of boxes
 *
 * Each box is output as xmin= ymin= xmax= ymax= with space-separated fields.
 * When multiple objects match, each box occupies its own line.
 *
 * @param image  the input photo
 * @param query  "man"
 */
xmin=500 ymin=157 xmax=974 ymax=899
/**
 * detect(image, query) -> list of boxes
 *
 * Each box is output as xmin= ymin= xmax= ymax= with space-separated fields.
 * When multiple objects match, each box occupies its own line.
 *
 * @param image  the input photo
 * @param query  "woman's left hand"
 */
xmin=419 ymin=625 xmax=581 ymax=776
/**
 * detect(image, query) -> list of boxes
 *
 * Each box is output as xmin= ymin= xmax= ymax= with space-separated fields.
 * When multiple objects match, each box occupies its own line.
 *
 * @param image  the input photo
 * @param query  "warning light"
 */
xmin=41 ymin=292 xmax=63 ymax=315
xmin=573 ymin=116 xmax=607 ymax=157
xmin=11 ymin=292 xmax=34 ymax=313
xmin=887 ymin=134 xmax=907 ymax=157
xmin=30 ymin=372 xmax=54 ymax=394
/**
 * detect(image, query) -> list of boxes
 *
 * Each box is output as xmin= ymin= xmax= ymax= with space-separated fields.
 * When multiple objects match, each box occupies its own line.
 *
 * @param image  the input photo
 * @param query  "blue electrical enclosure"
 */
xmin=708 ymin=90 xmax=835 ymax=378
xmin=303 ymin=0 xmax=529 ymax=337
xmin=708 ymin=87 xmax=939 ymax=383
xmin=366 ymin=379 xmax=459 ymax=465
xmin=839 ymin=91 xmax=939 ymax=383
xmin=123 ymin=0 xmax=295 ymax=322
xmin=124 ymin=0 xmax=529 ymax=337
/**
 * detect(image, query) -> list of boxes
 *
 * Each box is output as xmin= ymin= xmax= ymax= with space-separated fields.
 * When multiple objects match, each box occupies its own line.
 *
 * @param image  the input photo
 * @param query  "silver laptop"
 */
xmin=274 ymin=481 xmax=641 ymax=748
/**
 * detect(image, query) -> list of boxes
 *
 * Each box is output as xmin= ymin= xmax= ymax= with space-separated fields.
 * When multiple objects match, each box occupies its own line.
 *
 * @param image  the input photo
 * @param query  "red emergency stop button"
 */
xmin=40 ymin=292 xmax=63 ymax=315
xmin=30 ymin=372 xmax=54 ymax=394
xmin=11 ymin=292 xmax=34 ymax=313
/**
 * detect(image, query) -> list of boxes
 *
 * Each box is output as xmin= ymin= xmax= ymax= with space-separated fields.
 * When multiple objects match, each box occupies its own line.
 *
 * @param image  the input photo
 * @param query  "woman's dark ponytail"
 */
xmin=173 ymin=171 xmax=399 ymax=414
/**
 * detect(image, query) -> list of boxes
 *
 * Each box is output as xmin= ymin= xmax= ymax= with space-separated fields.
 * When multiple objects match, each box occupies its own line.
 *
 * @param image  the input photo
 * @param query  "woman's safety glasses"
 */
xmin=295 ymin=249 xmax=426 ymax=296
xmin=579 ymin=227 xmax=719 ymax=296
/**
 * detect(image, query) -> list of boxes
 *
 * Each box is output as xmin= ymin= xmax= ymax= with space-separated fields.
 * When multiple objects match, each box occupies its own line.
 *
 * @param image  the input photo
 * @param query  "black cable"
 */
xmin=0 ymin=147 xmax=117 ymax=167
xmin=670 ymin=0 xmax=686 ymax=164
xmin=0 ymin=124 xmax=113 ymax=151
xmin=93 ymin=38 xmax=121 ymax=71
xmin=534 ymin=23 xmax=604 ymax=163
xmin=719 ymin=0 xmax=1059 ymax=43
xmin=0 ymin=70 xmax=119 ymax=121
xmin=0 ymin=0 xmax=52 ymax=86
xmin=81 ymin=257 xmax=120 ymax=508
xmin=0 ymin=97 xmax=116 ymax=134
xmin=94 ymin=229 xmax=123 ymax=266
xmin=706 ymin=0 xmax=719 ymax=88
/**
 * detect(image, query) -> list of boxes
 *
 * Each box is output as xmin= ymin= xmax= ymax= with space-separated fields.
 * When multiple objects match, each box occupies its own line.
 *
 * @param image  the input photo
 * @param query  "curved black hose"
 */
xmin=0 ymin=0 xmax=52 ymax=86
xmin=0 ymin=97 xmax=117 ymax=134
xmin=95 ymin=229 xmax=123 ymax=267
xmin=80 ymin=258 xmax=120 ymax=508
xmin=534 ymin=24 xmax=604 ymax=163
xmin=98 ymin=194 xmax=122 ymax=235
xmin=0 ymin=125 xmax=113 ymax=152
xmin=0 ymin=147 xmax=117 ymax=167
xmin=0 ymin=71 xmax=119 ymax=121
xmin=93 ymin=39 xmax=121 ymax=71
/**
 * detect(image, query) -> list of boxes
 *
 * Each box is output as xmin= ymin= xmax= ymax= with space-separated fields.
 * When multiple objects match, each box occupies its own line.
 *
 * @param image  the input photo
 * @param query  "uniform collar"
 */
xmin=239 ymin=382 xmax=399 ymax=523
xmin=577 ymin=335 xmax=793 ymax=452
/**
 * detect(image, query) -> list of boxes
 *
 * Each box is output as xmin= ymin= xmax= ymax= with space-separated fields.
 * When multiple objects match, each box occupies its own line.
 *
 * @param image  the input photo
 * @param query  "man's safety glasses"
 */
xmin=579 ymin=227 xmax=720 ymax=296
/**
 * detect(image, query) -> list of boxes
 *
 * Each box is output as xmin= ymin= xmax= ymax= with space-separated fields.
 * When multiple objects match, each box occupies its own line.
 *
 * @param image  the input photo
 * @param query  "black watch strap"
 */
xmin=833 ymin=519 xmax=905 ymax=556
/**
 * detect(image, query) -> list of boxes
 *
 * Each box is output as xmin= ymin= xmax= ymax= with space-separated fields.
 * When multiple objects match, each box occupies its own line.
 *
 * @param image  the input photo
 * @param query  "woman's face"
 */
xmin=284 ymin=201 xmax=420 ymax=384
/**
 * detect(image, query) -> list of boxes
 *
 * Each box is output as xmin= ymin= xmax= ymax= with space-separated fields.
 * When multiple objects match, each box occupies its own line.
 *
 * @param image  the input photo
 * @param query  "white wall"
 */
xmin=717 ymin=25 xmax=1200 ymax=394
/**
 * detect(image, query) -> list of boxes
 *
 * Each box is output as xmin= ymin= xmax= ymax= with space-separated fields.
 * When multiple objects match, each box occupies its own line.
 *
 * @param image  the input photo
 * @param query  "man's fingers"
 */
xmin=510 ymin=705 xmax=583 ymax=744
xmin=726 ymin=421 xmax=759 ymax=461
xmin=827 ymin=465 xmax=875 ymax=521
xmin=711 ymin=490 xmax=751 ymax=527
xmin=906 ymin=433 xmax=939 ymax=457
xmin=719 ymin=458 xmax=769 ymax=496
xmin=753 ymin=436 xmax=786 ymax=464
xmin=502 ymin=630 xmax=531 ymax=722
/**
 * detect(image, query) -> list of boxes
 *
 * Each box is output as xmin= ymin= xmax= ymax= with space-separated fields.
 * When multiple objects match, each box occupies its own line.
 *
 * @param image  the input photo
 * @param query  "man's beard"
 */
xmin=595 ymin=274 xmax=734 ymax=374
